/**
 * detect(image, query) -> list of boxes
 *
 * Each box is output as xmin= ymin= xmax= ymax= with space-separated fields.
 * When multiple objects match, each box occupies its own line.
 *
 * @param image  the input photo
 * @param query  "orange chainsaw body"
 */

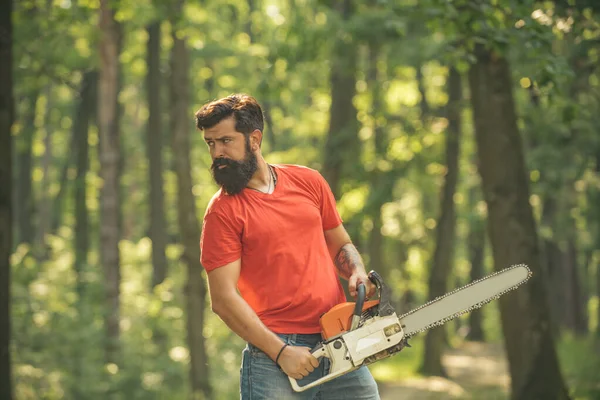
xmin=319 ymin=300 xmax=380 ymax=339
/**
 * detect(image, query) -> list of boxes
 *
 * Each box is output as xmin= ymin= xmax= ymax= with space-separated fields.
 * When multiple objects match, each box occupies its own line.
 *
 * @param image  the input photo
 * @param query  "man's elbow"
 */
xmin=210 ymin=298 xmax=223 ymax=315
xmin=210 ymin=295 xmax=230 ymax=316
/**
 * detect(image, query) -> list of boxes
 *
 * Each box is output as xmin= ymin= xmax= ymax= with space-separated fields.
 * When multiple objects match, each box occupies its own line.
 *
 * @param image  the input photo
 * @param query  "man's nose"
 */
xmin=211 ymin=142 xmax=226 ymax=159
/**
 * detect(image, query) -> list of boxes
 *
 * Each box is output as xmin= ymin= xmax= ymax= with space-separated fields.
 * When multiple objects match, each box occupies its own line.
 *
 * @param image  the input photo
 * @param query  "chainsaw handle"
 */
xmin=350 ymin=283 xmax=366 ymax=330
xmin=288 ymin=343 xmax=329 ymax=392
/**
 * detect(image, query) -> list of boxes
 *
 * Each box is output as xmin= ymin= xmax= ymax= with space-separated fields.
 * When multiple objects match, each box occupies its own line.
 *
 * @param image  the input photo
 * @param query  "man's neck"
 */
xmin=246 ymin=157 xmax=273 ymax=193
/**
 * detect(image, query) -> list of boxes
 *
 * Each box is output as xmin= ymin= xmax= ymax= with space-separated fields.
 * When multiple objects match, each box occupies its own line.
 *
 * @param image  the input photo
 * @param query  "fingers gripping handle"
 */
xmin=288 ymin=340 xmax=357 ymax=392
xmin=288 ymin=343 xmax=329 ymax=392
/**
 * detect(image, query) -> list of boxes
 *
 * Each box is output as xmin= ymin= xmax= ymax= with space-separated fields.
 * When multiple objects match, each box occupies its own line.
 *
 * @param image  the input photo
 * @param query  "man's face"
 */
xmin=204 ymin=117 xmax=258 ymax=195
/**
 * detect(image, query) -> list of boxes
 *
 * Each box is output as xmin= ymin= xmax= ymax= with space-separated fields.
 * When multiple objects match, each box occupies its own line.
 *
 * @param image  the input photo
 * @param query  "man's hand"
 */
xmin=277 ymin=345 xmax=320 ymax=380
xmin=348 ymin=271 xmax=376 ymax=299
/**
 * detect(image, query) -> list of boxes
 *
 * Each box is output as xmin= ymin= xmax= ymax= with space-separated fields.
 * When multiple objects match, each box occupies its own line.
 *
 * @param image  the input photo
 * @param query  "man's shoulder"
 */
xmin=276 ymin=164 xmax=322 ymax=181
xmin=205 ymin=189 xmax=238 ymax=217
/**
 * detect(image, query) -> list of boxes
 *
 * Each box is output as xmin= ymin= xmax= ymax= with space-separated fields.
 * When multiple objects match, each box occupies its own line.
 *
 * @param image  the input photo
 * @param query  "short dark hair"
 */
xmin=195 ymin=94 xmax=264 ymax=136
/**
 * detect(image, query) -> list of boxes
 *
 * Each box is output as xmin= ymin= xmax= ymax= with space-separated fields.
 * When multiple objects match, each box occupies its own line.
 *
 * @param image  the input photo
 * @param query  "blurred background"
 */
xmin=1 ymin=0 xmax=600 ymax=399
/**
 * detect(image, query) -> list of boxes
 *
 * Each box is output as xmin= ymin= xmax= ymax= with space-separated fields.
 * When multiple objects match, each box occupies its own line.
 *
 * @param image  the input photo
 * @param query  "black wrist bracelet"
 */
xmin=275 ymin=343 xmax=288 ymax=366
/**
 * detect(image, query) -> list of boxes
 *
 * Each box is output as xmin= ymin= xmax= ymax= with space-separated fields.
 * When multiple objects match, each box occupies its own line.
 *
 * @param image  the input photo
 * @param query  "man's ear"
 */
xmin=249 ymin=129 xmax=263 ymax=151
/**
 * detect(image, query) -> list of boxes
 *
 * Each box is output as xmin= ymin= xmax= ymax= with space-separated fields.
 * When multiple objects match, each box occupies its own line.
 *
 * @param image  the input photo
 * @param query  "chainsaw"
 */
xmin=289 ymin=264 xmax=531 ymax=392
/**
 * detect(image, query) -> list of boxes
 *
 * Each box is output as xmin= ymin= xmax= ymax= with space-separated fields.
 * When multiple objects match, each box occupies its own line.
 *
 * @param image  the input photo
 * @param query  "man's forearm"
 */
xmin=212 ymin=293 xmax=285 ymax=360
xmin=333 ymin=243 xmax=367 ymax=280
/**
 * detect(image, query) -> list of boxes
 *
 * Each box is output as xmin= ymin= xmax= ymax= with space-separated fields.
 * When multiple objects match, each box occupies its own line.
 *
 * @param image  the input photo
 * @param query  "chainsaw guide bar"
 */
xmin=399 ymin=263 xmax=532 ymax=337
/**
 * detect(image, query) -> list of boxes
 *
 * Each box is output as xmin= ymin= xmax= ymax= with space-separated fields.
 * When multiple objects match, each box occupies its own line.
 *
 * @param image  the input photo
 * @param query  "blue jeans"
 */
xmin=240 ymin=333 xmax=380 ymax=400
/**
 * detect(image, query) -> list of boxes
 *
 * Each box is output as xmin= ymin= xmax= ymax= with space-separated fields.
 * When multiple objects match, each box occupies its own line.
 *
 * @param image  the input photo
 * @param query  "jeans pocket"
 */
xmin=248 ymin=343 xmax=271 ymax=359
xmin=240 ymin=347 xmax=251 ymax=399
xmin=248 ymin=334 xmax=292 ymax=359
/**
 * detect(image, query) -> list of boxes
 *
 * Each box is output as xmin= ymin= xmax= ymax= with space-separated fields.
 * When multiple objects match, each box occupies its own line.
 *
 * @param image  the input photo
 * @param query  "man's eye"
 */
xmin=207 ymin=142 xmax=215 ymax=147
xmin=223 ymin=138 xmax=231 ymax=143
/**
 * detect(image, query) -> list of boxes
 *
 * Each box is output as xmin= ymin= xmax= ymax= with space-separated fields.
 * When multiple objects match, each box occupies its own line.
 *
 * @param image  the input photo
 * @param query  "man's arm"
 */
xmin=324 ymin=224 xmax=376 ymax=297
xmin=207 ymin=259 xmax=319 ymax=379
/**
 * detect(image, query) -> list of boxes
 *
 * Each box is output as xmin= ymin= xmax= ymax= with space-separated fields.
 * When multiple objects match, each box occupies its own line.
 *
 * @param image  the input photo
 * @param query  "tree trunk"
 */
xmin=524 ymin=64 xmax=566 ymax=336
xmin=69 ymin=69 xmax=96 ymax=399
xmin=416 ymin=63 xmax=430 ymax=121
xmin=99 ymin=0 xmax=122 ymax=365
xmin=35 ymin=89 xmax=54 ymax=258
xmin=541 ymin=197 xmax=565 ymax=334
xmin=597 ymin=252 xmax=600 ymax=337
xmin=468 ymin=45 xmax=570 ymax=400
xmin=262 ymin=99 xmax=277 ymax=150
xmin=466 ymin=184 xmax=486 ymax=342
xmin=146 ymin=21 xmax=168 ymax=288
xmin=13 ymin=4 xmax=38 ymax=249
xmin=14 ymin=91 xmax=37 ymax=247
xmin=50 ymin=90 xmax=84 ymax=235
xmin=365 ymin=41 xmax=392 ymax=279
xmin=245 ymin=0 xmax=255 ymax=39
xmin=322 ymin=0 xmax=358 ymax=199
xmin=74 ymin=70 xmax=96 ymax=297
xmin=169 ymin=8 xmax=212 ymax=398
xmin=596 ymin=151 xmax=600 ymax=338
xmin=49 ymin=155 xmax=71 ymax=233
xmin=243 ymin=0 xmax=277 ymax=152
xmin=597 ymin=246 xmax=600 ymax=337
xmin=563 ymin=240 xmax=587 ymax=335
xmin=0 ymin=0 xmax=14 ymax=397
xmin=421 ymin=67 xmax=462 ymax=376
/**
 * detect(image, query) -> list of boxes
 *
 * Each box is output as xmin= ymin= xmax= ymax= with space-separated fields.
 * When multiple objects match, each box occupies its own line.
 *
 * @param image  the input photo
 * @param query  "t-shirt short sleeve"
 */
xmin=200 ymin=211 xmax=242 ymax=272
xmin=315 ymin=172 xmax=343 ymax=231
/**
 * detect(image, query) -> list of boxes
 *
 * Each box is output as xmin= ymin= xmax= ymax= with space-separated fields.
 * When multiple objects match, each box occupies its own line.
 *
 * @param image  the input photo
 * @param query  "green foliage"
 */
xmin=557 ymin=335 xmax=600 ymax=400
xmin=9 ymin=0 xmax=600 ymax=398
xmin=11 ymin=236 xmax=243 ymax=399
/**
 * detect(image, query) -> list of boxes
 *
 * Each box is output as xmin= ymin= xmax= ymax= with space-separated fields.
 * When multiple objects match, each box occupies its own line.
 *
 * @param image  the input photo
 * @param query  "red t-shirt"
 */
xmin=200 ymin=164 xmax=346 ymax=333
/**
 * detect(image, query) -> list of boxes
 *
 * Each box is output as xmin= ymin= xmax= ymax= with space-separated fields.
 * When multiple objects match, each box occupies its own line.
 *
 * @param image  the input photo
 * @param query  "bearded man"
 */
xmin=196 ymin=94 xmax=380 ymax=400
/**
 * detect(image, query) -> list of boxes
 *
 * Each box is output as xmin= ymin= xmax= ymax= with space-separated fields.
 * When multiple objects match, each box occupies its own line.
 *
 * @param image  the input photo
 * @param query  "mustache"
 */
xmin=211 ymin=157 xmax=238 ymax=169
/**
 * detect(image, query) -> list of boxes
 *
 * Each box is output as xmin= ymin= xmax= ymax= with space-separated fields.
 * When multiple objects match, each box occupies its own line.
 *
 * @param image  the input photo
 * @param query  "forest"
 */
xmin=1 ymin=0 xmax=600 ymax=399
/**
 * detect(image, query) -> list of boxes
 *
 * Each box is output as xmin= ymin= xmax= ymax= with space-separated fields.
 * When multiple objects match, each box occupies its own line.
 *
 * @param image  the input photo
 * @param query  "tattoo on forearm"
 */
xmin=334 ymin=243 xmax=364 ymax=279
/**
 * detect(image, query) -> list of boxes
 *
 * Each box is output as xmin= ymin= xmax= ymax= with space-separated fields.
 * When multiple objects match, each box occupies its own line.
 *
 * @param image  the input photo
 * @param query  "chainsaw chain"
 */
xmin=399 ymin=263 xmax=532 ymax=338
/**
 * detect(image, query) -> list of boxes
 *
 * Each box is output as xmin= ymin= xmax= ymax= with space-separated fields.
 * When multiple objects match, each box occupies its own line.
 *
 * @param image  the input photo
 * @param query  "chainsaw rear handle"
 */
xmin=288 ymin=343 xmax=332 ymax=392
xmin=289 ymin=338 xmax=359 ymax=392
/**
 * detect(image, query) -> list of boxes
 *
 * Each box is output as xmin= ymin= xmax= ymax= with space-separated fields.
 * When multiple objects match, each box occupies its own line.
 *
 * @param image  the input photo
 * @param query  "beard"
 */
xmin=210 ymin=139 xmax=258 ymax=195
